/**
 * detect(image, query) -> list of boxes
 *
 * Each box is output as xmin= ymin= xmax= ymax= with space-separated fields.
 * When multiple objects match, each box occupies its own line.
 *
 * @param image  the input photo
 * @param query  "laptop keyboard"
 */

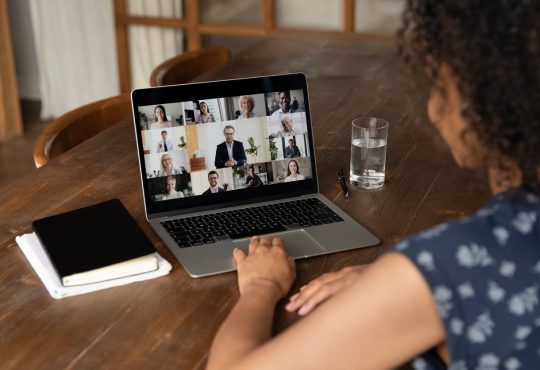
xmin=160 ymin=198 xmax=344 ymax=248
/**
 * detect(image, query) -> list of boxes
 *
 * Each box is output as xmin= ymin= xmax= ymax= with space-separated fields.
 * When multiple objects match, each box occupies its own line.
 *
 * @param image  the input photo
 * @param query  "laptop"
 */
xmin=131 ymin=73 xmax=379 ymax=277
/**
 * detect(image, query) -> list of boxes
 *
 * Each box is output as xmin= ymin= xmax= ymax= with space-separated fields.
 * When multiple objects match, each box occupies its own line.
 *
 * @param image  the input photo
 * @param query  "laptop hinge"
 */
xmin=148 ymin=190 xmax=318 ymax=220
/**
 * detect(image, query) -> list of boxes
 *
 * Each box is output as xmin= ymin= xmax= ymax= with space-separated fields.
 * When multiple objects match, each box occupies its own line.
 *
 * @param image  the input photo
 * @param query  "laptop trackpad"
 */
xmin=232 ymin=229 xmax=326 ymax=258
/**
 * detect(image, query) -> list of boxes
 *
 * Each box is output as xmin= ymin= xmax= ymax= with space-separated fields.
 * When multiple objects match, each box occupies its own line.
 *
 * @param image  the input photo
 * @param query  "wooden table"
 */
xmin=0 ymin=35 xmax=491 ymax=369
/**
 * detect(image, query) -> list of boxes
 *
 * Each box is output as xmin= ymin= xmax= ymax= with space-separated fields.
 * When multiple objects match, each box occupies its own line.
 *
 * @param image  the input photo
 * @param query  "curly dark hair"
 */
xmin=398 ymin=0 xmax=540 ymax=193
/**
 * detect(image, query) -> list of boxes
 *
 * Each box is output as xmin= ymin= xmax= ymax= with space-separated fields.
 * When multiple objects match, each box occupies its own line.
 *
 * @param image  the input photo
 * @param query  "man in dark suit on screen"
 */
xmin=202 ymin=171 xmax=226 ymax=194
xmin=214 ymin=125 xmax=247 ymax=168
xmin=285 ymin=138 xmax=301 ymax=158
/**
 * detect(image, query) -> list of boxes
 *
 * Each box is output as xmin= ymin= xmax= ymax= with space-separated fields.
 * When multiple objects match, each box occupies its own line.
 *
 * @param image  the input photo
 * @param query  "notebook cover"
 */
xmin=32 ymin=199 xmax=156 ymax=279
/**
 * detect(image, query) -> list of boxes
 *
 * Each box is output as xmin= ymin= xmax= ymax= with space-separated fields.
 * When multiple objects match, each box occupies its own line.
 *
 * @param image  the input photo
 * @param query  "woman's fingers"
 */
xmin=285 ymin=273 xmax=341 ymax=311
xmin=258 ymin=237 xmax=272 ymax=248
xmin=248 ymin=236 xmax=259 ymax=254
xmin=296 ymin=281 xmax=342 ymax=315
xmin=233 ymin=248 xmax=246 ymax=264
xmin=272 ymin=237 xmax=284 ymax=248
xmin=285 ymin=266 xmax=364 ymax=314
xmin=286 ymin=279 xmax=341 ymax=315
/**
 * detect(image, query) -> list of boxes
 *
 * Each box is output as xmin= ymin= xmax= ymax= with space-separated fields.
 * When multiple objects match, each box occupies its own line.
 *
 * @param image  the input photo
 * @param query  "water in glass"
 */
xmin=350 ymin=137 xmax=387 ymax=189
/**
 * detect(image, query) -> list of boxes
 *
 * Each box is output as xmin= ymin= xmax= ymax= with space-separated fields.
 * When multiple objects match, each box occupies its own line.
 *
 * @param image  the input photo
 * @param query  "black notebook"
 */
xmin=32 ymin=199 xmax=158 ymax=286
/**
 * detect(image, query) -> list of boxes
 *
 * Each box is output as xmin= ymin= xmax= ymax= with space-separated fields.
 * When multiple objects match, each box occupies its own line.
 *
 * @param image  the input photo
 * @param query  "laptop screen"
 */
xmin=131 ymin=74 xmax=318 ymax=216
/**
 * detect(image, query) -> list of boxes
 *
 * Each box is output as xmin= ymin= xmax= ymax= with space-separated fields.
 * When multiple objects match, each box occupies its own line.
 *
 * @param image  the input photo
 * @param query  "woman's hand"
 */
xmin=285 ymin=265 xmax=366 ymax=315
xmin=233 ymin=237 xmax=296 ymax=301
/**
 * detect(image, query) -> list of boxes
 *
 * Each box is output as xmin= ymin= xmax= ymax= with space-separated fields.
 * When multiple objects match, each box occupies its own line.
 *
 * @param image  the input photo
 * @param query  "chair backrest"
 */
xmin=149 ymin=46 xmax=231 ymax=87
xmin=33 ymin=94 xmax=132 ymax=168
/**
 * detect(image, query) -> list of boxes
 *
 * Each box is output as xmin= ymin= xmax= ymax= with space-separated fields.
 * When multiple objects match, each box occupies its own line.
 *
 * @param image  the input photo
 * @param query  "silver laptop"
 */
xmin=131 ymin=73 xmax=379 ymax=277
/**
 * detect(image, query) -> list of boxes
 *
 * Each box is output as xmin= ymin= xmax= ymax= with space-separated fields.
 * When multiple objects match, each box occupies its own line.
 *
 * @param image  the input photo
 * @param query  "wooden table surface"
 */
xmin=0 ymin=35 xmax=491 ymax=369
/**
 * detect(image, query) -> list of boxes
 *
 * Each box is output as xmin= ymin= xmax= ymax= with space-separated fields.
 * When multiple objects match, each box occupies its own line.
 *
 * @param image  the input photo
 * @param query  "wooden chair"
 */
xmin=149 ymin=46 xmax=231 ymax=87
xmin=33 ymin=94 xmax=132 ymax=168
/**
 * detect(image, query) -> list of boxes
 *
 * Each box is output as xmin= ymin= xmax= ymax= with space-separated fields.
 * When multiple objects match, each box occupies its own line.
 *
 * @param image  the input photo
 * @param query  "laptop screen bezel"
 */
xmin=131 ymin=73 xmax=319 ymax=217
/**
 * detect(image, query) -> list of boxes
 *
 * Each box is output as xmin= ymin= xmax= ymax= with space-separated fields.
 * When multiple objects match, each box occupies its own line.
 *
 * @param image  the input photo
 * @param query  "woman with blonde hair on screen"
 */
xmin=161 ymin=176 xmax=184 ymax=200
xmin=158 ymin=153 xmax=181 ymax=176
xmin=237 ymin=95 xmax=257 ymax=119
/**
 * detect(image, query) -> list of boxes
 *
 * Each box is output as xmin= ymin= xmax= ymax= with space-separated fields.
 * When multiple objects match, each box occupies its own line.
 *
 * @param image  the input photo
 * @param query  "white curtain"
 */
xmin=127 ymin=0 xmax=184 ymax=89
xmin=30 ymin=0 xmax=120 ymax=119
xmin=29 ymin=0 xmax=183 ymax=119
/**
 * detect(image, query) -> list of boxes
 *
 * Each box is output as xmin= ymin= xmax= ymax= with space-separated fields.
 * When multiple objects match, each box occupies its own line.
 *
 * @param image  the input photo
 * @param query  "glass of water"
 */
xmin=350 ymin=117 xmax=389 ymax=189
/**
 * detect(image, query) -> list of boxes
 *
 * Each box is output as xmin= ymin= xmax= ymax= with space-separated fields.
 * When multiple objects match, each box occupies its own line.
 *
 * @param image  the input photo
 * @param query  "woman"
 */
xmin=245 ymin=166 xmax=263 ymax=187
xmin=161 ymin=176 xmax=184 ymax=200
xmin=196 ymin=101 xmax=215 ymax=123
xmin=284 ymin=159 xmax=305 ymax=182
xmin=207 ymin=1 xmax=540 ymax=369
xmin=237 ymin=95 xmax=257 ymax=119
xmin=158 ymin=153 xmax=181 ymax=176
xmin=150 ymin=105 xmax=172 ymax=129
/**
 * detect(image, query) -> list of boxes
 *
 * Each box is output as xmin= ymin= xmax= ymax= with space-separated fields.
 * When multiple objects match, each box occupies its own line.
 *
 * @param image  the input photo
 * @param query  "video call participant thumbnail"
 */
xmin=197 ymin=101 xmax=215 ymax=124
xmin=162 ymin=176 xmax=184 ymax=200
xmin=285 ymin=139 xmax=301 ymax=158
xmin=277 ymin=116 xmax=297 ymax=137
xmin=237 ymin=95 xmax=257 ymax=119
xmin=284 ymin=159 xmax=305 ymax=182
xmin=203 ymin=171 xmax=226 ymax=194
xmin=158 ymin=153 xmax=183 ymax=176
xmin=246 ymin=166 xmax=263 ymax=187
xmin=215 ymin=125 xmax=247 ymax=169
xmin=271 ymin=91 xmax=301 ymax=117
xmin=157 ymin=130 xmax=173 ymax=153
xmin=151 ymin=105 xmax=172 ymax=129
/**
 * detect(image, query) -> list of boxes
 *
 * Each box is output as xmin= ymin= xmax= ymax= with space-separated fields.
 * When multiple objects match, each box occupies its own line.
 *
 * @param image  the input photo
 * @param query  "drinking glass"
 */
xmin=349 ymin=117 xmax=389 ymax=189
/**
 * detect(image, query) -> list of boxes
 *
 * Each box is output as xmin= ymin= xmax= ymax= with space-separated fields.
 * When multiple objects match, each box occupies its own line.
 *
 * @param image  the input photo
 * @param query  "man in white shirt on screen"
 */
xmin=271 ymin=91 xmax=301 ymax=116
xmin=157 ymin=130 xmax=174 ymax=153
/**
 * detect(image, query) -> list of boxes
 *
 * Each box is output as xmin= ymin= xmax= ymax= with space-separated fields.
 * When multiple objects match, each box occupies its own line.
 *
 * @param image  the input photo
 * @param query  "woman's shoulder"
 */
xmin=392 ymin=191 xmax=540 ymax=366
xmin=391 ymin=190 xmax=539 ymax=295
xmin=392 ymin=189 xmax=540 ymax=285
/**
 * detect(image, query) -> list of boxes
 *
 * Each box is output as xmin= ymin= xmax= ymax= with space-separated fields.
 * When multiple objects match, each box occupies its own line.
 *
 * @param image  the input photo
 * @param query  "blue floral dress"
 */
xmin=391 ymin=189 xmax=540 ymax=370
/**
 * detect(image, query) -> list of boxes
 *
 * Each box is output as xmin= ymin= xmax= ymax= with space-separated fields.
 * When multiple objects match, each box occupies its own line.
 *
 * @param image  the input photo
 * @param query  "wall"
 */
xmin=8 ymin=0 xmax=404 ymax=102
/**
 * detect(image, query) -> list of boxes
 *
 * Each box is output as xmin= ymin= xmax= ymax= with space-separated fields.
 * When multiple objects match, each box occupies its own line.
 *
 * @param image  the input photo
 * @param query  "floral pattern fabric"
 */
xmin=391 ymin=189 xmax=540 ymax=370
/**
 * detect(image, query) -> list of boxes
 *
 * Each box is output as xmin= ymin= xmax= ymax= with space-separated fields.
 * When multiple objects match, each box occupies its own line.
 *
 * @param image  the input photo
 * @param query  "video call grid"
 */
xmin=137 ymin=90 xmax=314 ymax=202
